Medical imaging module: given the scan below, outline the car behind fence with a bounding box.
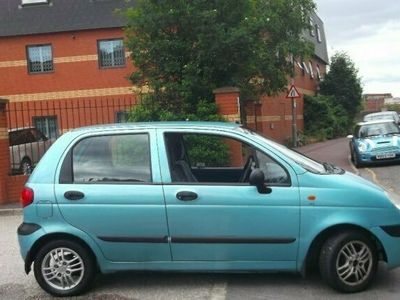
[6,97,135,175]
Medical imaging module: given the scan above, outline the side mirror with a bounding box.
[249,169,271,194]
[346,135,354,139]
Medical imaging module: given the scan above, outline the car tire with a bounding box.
[319,231,378,293]
[20,157,32,175]
[353,152,363,168]
[350,146,355,162]
[33,239,96,297]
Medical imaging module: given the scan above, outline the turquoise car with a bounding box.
[17,122,400,296]
[349,120,400,168]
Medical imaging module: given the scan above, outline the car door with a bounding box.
[158,129,300,267]
[55,129,171,262]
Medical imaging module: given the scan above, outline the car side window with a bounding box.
[165,132,290,186]
[71,134,152,183]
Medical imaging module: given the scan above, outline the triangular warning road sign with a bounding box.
[286,85,301,98]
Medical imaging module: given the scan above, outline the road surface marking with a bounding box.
[366,168,380,185]
[347,155,359,175]
[210,281,227,300]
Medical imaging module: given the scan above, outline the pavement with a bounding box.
[297,137,355,173]
[0,202,21,216]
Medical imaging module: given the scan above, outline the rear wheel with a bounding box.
[33,239,96,297]
[319,231,378,293]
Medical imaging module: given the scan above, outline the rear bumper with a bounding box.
[17,223,46,273]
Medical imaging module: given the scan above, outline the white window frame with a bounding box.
[309,17,315,36]
[308,61,314,79]
[316,64,322,80]
[316,25,322,43]
[22,0,48,5]
[27,44,54,74]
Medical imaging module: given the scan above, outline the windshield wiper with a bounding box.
[322,162,345,174]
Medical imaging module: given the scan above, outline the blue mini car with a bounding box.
[349,120,400,168]
[17,122,400,296]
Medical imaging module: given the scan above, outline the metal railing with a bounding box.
[6,97,135,175]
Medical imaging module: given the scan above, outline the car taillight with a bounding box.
[21,187,34,208]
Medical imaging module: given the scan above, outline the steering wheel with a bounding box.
[239,155,255,183]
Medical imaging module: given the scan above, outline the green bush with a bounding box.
[304,95,348,141]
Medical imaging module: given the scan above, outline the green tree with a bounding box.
[124,0,315,115]
[319,52,363,129]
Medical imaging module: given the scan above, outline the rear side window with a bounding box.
[71,134,151,183]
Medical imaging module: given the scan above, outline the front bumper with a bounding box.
[371,226,400,269]
[358,151,400,164]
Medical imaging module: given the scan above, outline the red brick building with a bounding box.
[363,93,393,113]
[0,0,328,203]
[0,0,137,138]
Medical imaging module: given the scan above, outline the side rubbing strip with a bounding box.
[170,237,296,244]
[98,236,169,243]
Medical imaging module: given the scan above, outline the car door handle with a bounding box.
[176,191,198,201]
[64,191,85,201]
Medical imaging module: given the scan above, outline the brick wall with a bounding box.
[6,175,27,203]
[0,28,135,102]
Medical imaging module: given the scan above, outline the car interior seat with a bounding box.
[165,134,198,182]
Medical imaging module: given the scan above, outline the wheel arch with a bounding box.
[25,232,98,275]
[302,223,387,275]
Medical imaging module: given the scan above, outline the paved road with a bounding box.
[2,138,400,299]
[298,137,354,172]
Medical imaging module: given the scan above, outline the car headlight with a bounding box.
[358,142,368,153]
[385,191,400,210]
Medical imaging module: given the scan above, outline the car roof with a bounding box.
[364,111,397,117]
[356,120,396,126]
[71,121,241,133]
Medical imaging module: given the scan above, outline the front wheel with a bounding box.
[33,240,96,297]
[352,151,363,168]
[319,231,378,293]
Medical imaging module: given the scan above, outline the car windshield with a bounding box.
[358,122,400,138]
[239,127,327,174]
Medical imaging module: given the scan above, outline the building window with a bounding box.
[115,111,129,123]
[316,64,322,81]
[309,61,314,79]
[33,116,58,139]
[98,39,126,68]
[309,17,315,36]
[316,25,322,43]
[27,45,53,74]
[302,61,310,75]
[296,60,304,71]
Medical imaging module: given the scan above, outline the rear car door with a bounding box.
[55,129,171,262]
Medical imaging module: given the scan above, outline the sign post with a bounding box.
[286,85,301,147]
